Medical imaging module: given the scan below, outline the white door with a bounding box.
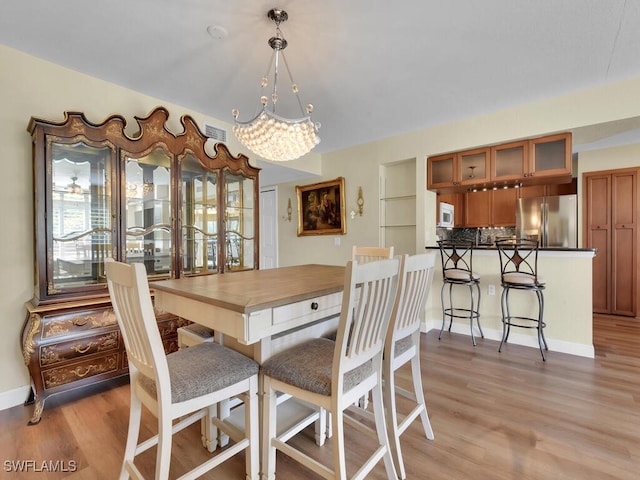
[260,187,278,269]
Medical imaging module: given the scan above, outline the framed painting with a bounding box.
[296,177,346,236]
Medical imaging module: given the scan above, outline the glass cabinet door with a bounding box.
[224,171,255,271]
[180,153,219,275]
[50,141,114,292]
[123,147,173,278]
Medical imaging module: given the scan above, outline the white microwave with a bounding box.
[438,202,455,228]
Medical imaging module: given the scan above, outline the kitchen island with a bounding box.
[424,246,597,358]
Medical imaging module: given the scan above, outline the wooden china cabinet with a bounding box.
[21,107,260,424]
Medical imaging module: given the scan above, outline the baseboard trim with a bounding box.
[0,385,31,412]
[421,320,595,358]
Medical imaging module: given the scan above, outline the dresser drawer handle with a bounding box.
[72,366,93,378]
[73,344,92,354]
[311,302,319,311]
[73,316,92,327]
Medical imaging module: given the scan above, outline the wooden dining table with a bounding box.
[153,264,346,362]
[153,264,346,475]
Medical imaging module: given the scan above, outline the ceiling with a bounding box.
[2,0,640,180]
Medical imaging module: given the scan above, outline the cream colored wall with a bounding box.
[0,45,321,403]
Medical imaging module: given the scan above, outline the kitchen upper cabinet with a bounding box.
[519,177,577,198]
[428,133,572,192]
[491,140,528,183]
[427,147,490,190]
[528,133,572,181]
[464,188,517,227]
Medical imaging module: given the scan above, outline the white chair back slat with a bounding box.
[390,253,436,344]
[105,260,169,389]
[336,259,399,379]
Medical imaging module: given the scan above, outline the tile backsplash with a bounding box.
[436,226,516,245]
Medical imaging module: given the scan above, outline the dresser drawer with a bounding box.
[41,353,120,389]
[40,330,120,366]
[272,292,342,327]
[41,307,117,339]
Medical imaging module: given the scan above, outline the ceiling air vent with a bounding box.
[203,122,227,142]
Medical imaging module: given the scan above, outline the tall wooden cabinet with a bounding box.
[22,107,260,424]
[584,168,638,317]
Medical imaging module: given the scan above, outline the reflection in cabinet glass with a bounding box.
[181,154,219,275]
[225,172,255,271]
[124,147,173,278]
[51,142,114,292]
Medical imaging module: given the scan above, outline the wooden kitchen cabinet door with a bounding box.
[584,168,638,316]
[465,190,492,227]
[492,188,517,226]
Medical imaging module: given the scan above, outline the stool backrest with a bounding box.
[495,238,540,282]
[437,240,474,276]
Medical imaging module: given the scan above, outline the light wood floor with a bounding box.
[1,315,638,479]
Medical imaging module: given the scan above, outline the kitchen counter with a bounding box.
[426,245,597,253]
[423,246,596,358]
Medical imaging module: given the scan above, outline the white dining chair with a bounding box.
[352,245,394,263]
[383,253,436,479]
[261,258,400,480]
[105,259,259,480]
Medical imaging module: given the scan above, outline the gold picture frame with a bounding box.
[296,177,347,236]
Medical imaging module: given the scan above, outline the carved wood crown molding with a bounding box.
[28,106,260,176]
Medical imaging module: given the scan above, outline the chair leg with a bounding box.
[246,377,260,480]
[498,287,509,353]
[262,377,278,480]
[475,281,484,339]
[371,377,398,480]
[331,407,348,480]
[202,404,218,452]
[156,412,173,480]
[121,393,142,480]
[315,407,327,446]
[383,358,405,479]
[468,283,477,347]
[410,352,434,441]
[537,289,547,361]
[439,282,447,340]
[447,283,454,332]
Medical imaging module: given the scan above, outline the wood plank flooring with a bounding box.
[1,315,638,479]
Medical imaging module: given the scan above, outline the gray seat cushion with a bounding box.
[138,342,259,404]
[261,338,372,396]
[394,336,414,357]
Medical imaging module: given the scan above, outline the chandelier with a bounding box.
[232,8,320,162]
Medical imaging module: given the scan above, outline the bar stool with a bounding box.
[495,238,548,361]
[437,240,483,346]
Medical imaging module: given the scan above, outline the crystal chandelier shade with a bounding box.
[232,9,320,162]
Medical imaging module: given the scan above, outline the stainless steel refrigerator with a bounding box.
[516,195,577,248]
